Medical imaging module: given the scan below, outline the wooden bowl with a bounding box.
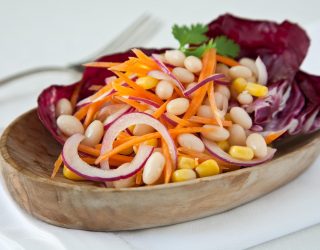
[1,109,319,231]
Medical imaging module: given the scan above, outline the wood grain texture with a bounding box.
[0,109,319,231]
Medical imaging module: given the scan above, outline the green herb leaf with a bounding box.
[172,23,208,48]
[212,36,240,58]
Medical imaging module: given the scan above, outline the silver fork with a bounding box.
[0,14,162,87]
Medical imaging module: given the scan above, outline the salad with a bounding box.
[38,14,320,187]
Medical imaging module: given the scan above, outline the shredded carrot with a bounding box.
[73,105,90,120]
[51,154,63,178]
[115,96,149,112]
[81,157,96,165]
[216,54,240,67]
[88,85,103,91]
[135,170,143,185]
[162,138,173,183]
[164,113,199,127]
[83,102,100,128]
[70,82,83,108]
[132,49,159,69]
[152,94,177,119]
[114,71,163,105]
[177,147,213,162]
[79,144,100,157]
[181,48,217,123]
[172,84,184,97]
[207,81,222,127]
[264,129,287,144]
[189,116,232,127]
[83,62,121,68]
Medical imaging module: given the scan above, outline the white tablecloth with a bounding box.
[1,1,320,249]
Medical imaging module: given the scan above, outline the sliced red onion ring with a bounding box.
[256,57,268,85]
[152,54,185,93]
[161,113,178,126]
[76,88,116,107]
[104,105,134,130]
[183,74,225,96]
[62,134,154,181]
[96,104,127,121]
[202,137,276,166]
[214,79,231,85]
[100,112,177,170]
[128,96,160,108]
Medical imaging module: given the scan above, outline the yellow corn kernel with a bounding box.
[245,82,268,97]
[229,146,254,160]
[217,140,230,152]
[63,165,85,181]
[133,138,158,153]
[178,156,197,169]
[232,77,248,93]
[172,169,197,182]
[136,76,159,89]
[195,159,220,177]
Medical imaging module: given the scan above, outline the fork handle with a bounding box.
[0,65,83,87]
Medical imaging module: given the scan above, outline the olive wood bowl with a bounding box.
[0,109,319,231]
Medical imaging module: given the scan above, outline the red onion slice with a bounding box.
[202,137,276,166]
[104,105,134,130]
[152,54,185,93]
[62,134,153,181]
[128,96,160,108]
[96,104,127,121]
[183,74,225,96]
[255,57,268,85]
[76,88,116,107]
[100,112,177,170]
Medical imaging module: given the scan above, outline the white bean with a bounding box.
[56,115,84,136]
[246,133,268,158]
[155,80,174,100]
[216,63,230,79]
[237,91,253,105]
[247,75,257,83]
[133,124,155,136]
[230,107,252,129]
[55,98,73,117]
[201,125,230,142]
[214,92,224,109]
[166,98,190,116]
[216,85,231,100]
[172,67,195,84]
[82,120,104,146]
[197,105,214,118]
[228,124,246,146]
[239,58,258,77]
[164,50,185,67]
[113,163,136,188]
[177,133,205,152]
[229,65,252,80]
[142,152,165,185]
[184,56,202,73]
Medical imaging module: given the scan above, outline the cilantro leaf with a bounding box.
[172,23,208,48]
[212,36,240,58]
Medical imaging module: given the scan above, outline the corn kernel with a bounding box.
[136,76,159,89]
[172,169,196,182]
[133,138,158,153]
[229,146,254,160]
[63,165,85,181]
[195,159,220,177]
[245,82,268,97]
[232,77,247,93]
[217,140,230,152]
[178,156,197,169]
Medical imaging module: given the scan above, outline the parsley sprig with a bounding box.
[172,23,240,58]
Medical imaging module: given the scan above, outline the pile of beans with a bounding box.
[54,49,270,187]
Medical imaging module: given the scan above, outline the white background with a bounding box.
[0,0,320,249]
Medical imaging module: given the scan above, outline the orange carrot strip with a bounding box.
[70,82,83,108]
[88,85,103,91]
[83,103,99,128]
[216,54,240,67]
[264,129,287,144]
[165,113,199,127]
[51,154,63,178]
[115,96,149,112]
[81,157,97,165]
[181,49,217,123]
[189,116,232,127]
[79,144,100,157]
[135,170,143,185]
[172,84,184,97]
[162,138,173,183]
[84,62,121,68]
[132,49,159,69]
[153,99,171,119]
[208,81,222,127]
[114,71,163,104]
[73,105,90,120]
